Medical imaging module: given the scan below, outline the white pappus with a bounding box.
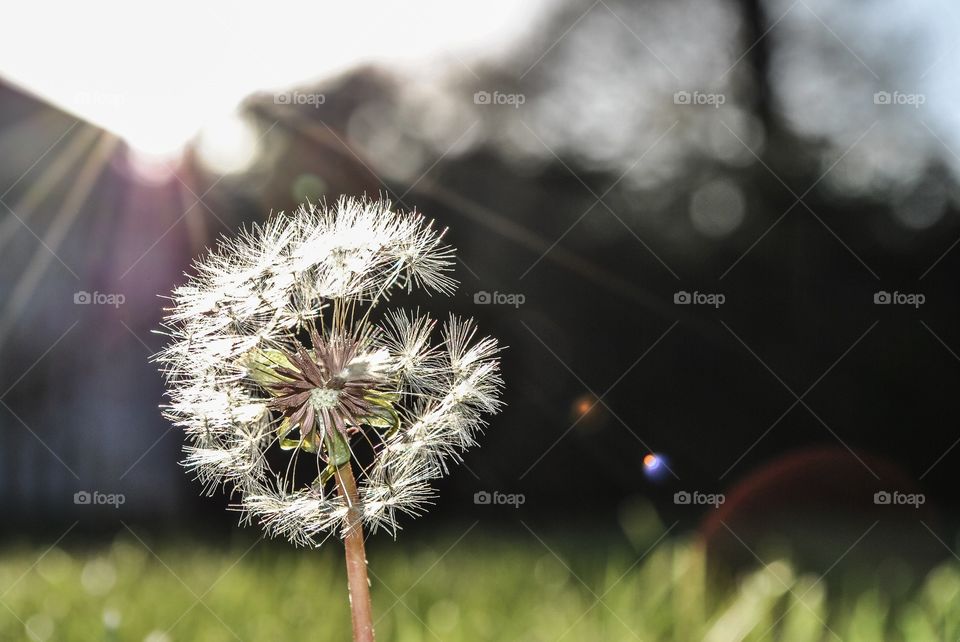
[156,196,503,547]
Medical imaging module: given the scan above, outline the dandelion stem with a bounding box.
[335,460,376,642]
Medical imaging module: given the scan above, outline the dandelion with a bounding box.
[156,196,503,641]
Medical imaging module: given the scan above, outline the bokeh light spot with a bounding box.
[642,452,669,481]
[892,178,947,230]
[24,614,54,642]
[195,112,261,175]
[576,397,594,416]
[291,173,328,202]
[689,178,746,238]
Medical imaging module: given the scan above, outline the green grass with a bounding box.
[2,525,960,641]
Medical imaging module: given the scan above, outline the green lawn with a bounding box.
[2,524,959,641]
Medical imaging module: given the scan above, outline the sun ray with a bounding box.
[0,124,99,254]
[0,132,119,349]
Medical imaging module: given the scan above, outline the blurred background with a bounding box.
[3,0,960,639]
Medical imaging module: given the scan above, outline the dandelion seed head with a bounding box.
[157,196,503,546]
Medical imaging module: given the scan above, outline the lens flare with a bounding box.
[576,397,593,416]
[642,453,669,481]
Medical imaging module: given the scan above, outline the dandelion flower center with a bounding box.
[263,329,391,454]
[310,387,341,410]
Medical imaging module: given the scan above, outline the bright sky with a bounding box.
[0,1,551,155]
